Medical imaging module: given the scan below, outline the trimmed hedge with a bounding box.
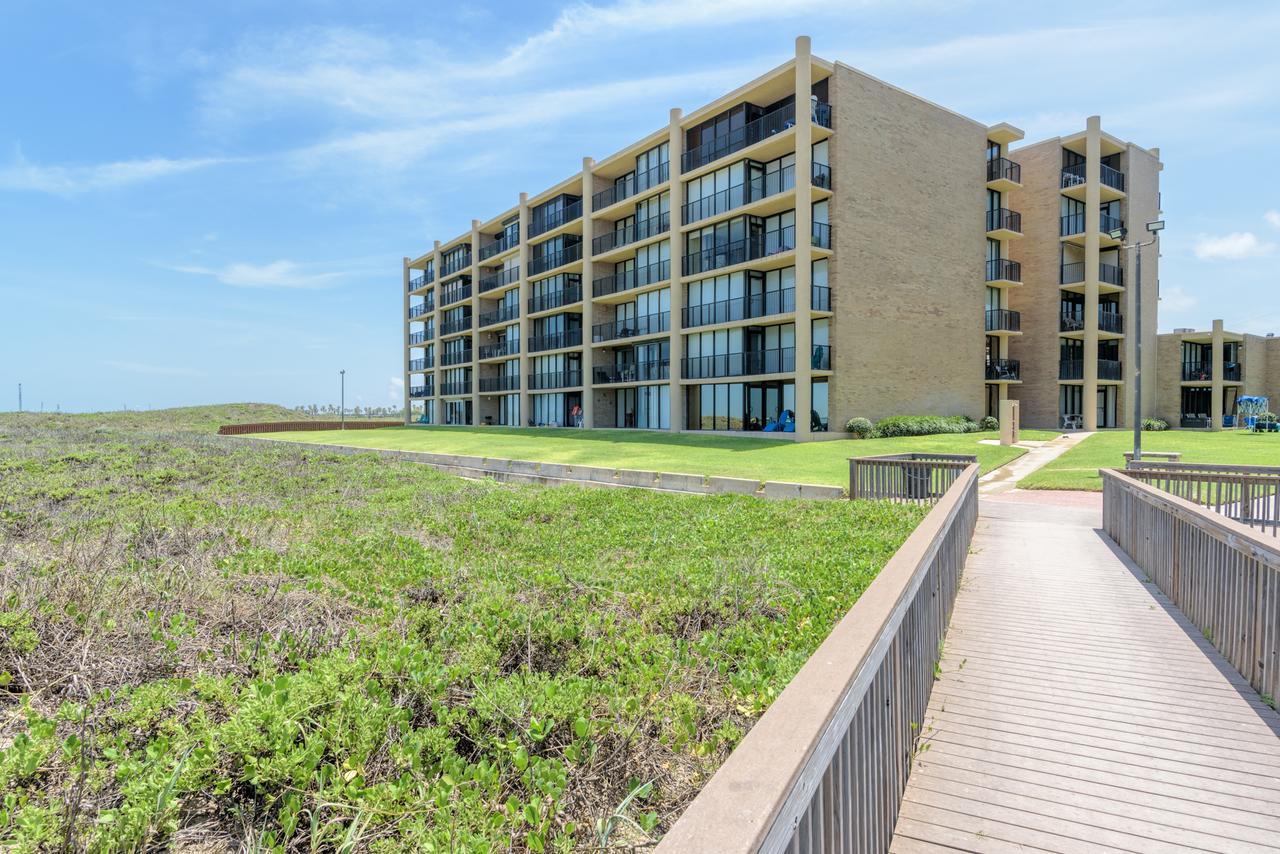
[1141,417,1169,432]
[845,417,874,438]
[872,415,981,438]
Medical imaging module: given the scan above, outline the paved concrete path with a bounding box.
[891,496,1280,853]
[978,432,1092,496]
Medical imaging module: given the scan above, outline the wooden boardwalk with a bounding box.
[891,498,1280,853]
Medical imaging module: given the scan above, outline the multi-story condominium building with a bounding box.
[403,36,1162,436]
[1157,321,1280,428]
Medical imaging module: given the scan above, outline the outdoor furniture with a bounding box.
[1062,414,1083,430]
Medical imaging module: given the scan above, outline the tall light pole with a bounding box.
[340,370,346,430]
[1111,219,1164,461]
[17,383,21,413]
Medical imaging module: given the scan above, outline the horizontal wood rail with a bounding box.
[657,463,979,852]
[1103,468,1280,700]
[217,420,400,435]
[1122,460,1280,537]
[848,454,977,505]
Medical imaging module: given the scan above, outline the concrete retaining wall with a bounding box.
[225,436,846,500]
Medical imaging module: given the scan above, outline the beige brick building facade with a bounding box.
[404,37,1164,437]
[1157,321,1280,429]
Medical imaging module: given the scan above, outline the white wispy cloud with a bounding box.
[169,260,348,289]
[1265,210,1280,230]
[0,149,234,194]
[1193,232,1276,261]
[1159,285,1198,313]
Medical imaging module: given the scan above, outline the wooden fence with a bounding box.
[217,420,401,435]
[1103,468,1280,701]
[1123,460,1280,537]
[657,462,980,852]
[848,454,977,505]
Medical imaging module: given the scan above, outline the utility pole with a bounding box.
[340,370,346,430]
[1113,219,1164,461]
[17,383,21,413]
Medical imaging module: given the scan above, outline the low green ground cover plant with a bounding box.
[870,415,983,439]
[0,412,924,850]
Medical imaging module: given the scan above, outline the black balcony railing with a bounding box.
[1099,359,1122,381]
[592,212,670,255]
[1061,262,1124,287]
[441,348,473,366]
[479,267,519,293]
[1060,359,1084,380]
[528,328,583,353]
[592,162,670,210]
[986,359,1020,381]
[440,381,472,396]
[409,301,432,319]
[987,157,1021,185]
[810,344,832,371]
[1098,311,1124,334]
[812,284,831,312]
[478,231,518,261]
[682,347,796,380]
[409,331,429,345]
[592,311,670,343]
[1099,262,1124,287]
[683,225,796,276]
[812,161,832,190]
[682,102,801,172]
[478,304,520,328]
[1225,362,1242,381]
[528,370,583,390]
[1061,262,1085,285]
[409,384,433,398]
[682,165,795,225]
[479,375,520,393]
[528,282,583,314]
[1061,162,1086,189]
[986,208,1021,234]
[1099,213,1124,237]
[1183,361,1213,382]
[593,260,671,298]
[814,102,833,129]
[811,221,832,249]
[985,309,1021,333]
[527,242,583,276]
[478,340,519,359]
[528,199,583,238]
[408,357,434,372]
[441,316,472,336]
[1100,163,1126,192]
[683,288,795,328]
[408,274,426,291]
[986,258,1021,283]
[591,359,670,384]
[440,281,472,306]
[441,252,471,277]
[1061,213,1085,237]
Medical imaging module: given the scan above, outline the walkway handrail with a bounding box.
[1103,468,1280,700]
[849,453,977,505]
[1121,460,1280,536]
[657,462,979,853]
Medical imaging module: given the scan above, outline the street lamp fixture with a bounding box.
[1122,219,1165,462]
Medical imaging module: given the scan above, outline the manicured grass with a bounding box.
[0,412,925,851]
[1019,429,1280,491]
[1,402,346,434]
[260,426,1062,487]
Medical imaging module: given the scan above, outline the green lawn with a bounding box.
[1019,429,1280,491]
[0,413,925,850]
[257,426,1062,487]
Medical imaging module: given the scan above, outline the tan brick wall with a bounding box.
[828,65,986,426]
[1007,139,1065,429]
[1155,334,1182,425]
[1123,144,1163,426]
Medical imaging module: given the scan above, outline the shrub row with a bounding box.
[844,414,998,439]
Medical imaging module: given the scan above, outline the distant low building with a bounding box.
[1157,321,1280,429]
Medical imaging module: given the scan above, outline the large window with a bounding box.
[614,384,670,429]
[812,380,829,431]
[685,381,794,431]
[498,394,519,427]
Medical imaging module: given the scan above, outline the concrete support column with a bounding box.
[667,107,685,432]
[469,219,481,425]
[431,242,442,425]
[581,158,595,429]
[402,257,412,424]
[1211,319,1225,430]
[517,194,531,425]
[793,35,814,438]
[1082,115,1102,431]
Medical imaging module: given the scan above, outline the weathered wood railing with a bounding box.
[1123,460,1280,537]
[657,462,980,853]
[848,453,977,505]
[1103,468,1280,701]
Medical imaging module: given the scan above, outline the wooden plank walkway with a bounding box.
[891,498,1280,853]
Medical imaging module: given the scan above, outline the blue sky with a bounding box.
[2,0,1278,413]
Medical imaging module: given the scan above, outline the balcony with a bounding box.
[986,208,1021,236]
[440,281,472,306]
[1181,415,1213,429]
[1099,262,1124,287]
[1226,362,1242,382]
[1100,163,1126,193]
[592,162,669,210]
[527,242,583,277]
[592,212,670,255]
[814,102,833,130]
[986,258,1021,284]
[1061,162,1086,189]
[408,301,432,319]
[440,381,472,396]
[986,359,1020,381]
[441,252,471,277]
[1061,359,1121,381]
[441,316,473,336]
[528,200,583,239]
[479,267,519,293]
[682,102,801,172]
[528,281,583,314]
[441,348,473,367]
[812,162,832,191]
[529,370,583,390]
[1183,361,1212,382]
[682,347,796,380]
[682,165,795,225]
[683,288,795,329]
[408,272,429,291]
[528,328,583,353]
[1099,359,1122,380]
[592,359,670,384]
[478,231,518,262]
[479,375,520,393]
[812,284,831,312]
[811,344,832,371]
[682,225,796,277]
[409,384,433,398]
[1060,310,1124,334]
[408,357,434,371]
[985,309,1021,333]
[987,157,1021,187]
[811,221,832,250]
[478,340,519,359]
[592,311,670,343]
[478,304,520,328]
[593,260,670,298]
[409,330,429,345]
